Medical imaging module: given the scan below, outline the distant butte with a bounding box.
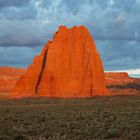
[11,25,106,98]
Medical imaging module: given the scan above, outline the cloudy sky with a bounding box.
[0,0,140,74]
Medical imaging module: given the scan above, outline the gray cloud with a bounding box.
[0,0,140,46]
[0,6,37,20]
[0,46,42,67]
[0,0,139,70]
[0,0,30,9]
[96,40,140,70]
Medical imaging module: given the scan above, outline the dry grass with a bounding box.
[0,95,140,140]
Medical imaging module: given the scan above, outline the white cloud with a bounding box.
[109,0,114,5]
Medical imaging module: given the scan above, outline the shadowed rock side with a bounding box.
[12,25,106,98]
[35,48,49,94]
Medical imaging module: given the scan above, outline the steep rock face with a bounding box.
[12,25,106,98]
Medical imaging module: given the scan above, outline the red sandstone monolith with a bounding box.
[12,25,106,98]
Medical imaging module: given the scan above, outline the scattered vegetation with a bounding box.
[0,95,140,140]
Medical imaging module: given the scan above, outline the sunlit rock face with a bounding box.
[12,25,106,98]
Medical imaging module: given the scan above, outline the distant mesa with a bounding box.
[11,25,106,98]
[105,72,140,95]
[105,72,134,86]
[0,68,140,98]
[0,67,26,98]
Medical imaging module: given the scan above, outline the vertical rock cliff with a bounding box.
[12,25,106,98]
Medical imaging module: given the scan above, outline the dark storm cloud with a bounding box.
[0,0,139,71]
[96,40,140,70]
[1,0,140,46]
[0,46,42,67]
[0,0,30,9]
[0,6,37,20]
[0,30,44,47]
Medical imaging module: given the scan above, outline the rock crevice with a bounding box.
[35,48,49,94]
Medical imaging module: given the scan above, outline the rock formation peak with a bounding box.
[12,25,106,98]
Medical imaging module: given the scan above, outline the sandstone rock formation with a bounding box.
[12,25,106,98]
[0,67,26,97]
[105,72,134,86]
[0,67,140,98]
[105,72,140,95]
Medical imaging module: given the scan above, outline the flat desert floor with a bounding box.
[0,95,140,140]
